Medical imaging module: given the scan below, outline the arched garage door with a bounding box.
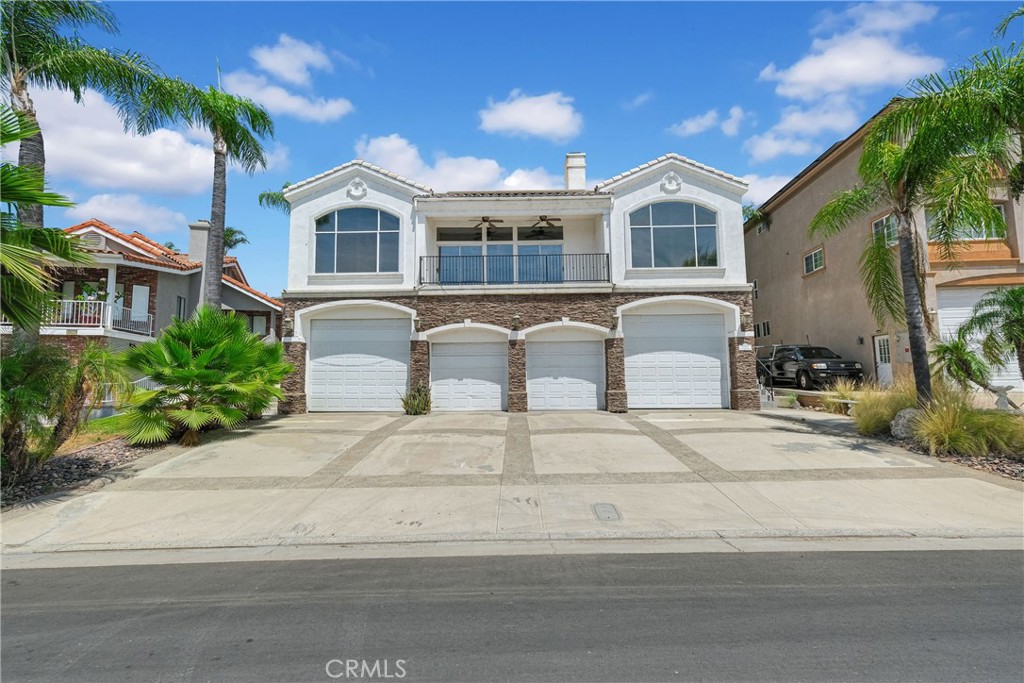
[308,318,410,411]
[527,341,605,410]
[623,313,729,408]
[431,342,508,411]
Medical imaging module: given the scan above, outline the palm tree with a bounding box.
[1,105,90,329]
[961,286,1024,384]
[995,4,1023,38]
[810,54,1019,406]
[223,226,249,251]
[930,329,1020,410]
[2,0,162,229]
[51,341,134,448]
[139,80,274,308]
[258,182,292,213]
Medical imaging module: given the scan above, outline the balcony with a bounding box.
[0,300,155,337]
[420,253,609,286]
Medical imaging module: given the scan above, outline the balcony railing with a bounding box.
[0,300,154,336]
[420,253,610,286]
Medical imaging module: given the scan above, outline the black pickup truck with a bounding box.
[757,345,864,390]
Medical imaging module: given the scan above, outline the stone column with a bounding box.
[279,340,307,414]
[409,340,430,388]
[507,338,527,412]
[728,335,760,411]
[604,337,627,412]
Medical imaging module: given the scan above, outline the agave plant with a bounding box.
[121,306,293,446]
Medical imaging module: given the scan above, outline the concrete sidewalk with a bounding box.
[3,409,1022,566]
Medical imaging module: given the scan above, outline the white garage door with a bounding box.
[431,342,508,411]
[308,319,410,411]
[527,341,605,410]
[623,313,728,408]
[937,287,1023,390]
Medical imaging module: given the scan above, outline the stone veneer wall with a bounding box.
[280,291,756,413]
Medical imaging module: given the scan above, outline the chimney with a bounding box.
[188,219,210,263]
[564,152,586,190]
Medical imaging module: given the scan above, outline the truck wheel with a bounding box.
[796,371,814,390]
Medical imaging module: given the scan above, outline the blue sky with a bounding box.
[33,1,1018,296]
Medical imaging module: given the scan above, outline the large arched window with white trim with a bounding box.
[628,201,718,268]
[314,207,400,273]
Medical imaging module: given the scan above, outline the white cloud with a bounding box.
[772,97,860,137]
[354,134,562,191]
[759,2,943,101]
[742,174,793,205]
[744,133,818,163]
[223,71,354,123]
[250,34,332,87]
[33,88,212,194]
[622,91,653,111]
[66,194,187,234]
[720,106,747,137]
[479,90,582,143]
[668,109,719,137]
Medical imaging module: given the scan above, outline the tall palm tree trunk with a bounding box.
[11,76,45,231]
[897,217,932,405]
[1016,343,1024,383]
[204,131,227,309]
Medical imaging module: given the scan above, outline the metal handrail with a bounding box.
[419,252,610,285]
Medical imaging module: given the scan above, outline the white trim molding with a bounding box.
[292,299,417,342]
[520,319,611,342]
[615,294,742,335]
[418,320,512,342]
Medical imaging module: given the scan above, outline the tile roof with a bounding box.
[285,159,434,195]
[423,189,608,198]
[223,274,282,310]
[595,153,747,189]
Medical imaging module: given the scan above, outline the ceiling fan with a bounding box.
[522,215,562,240]
[471,216,504,229]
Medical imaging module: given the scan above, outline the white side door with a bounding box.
[431,342,508,411]
[527,340,605,410]
[308,318,410,411]
[873,335,893,386]
[623,313,729,408]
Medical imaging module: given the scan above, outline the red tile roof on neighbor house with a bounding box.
[64,218,280,307]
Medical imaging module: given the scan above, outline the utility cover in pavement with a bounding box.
[592,503,621,521]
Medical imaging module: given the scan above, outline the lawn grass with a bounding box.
[54,413,131,455]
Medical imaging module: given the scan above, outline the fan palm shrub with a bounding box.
[120,306,292,446]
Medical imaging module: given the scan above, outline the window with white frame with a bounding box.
[629,202,718,268]
[249,315,268,335]
[754,321,771,338]
[803,248,824,275]
[925,203,1006,241]
[314,207,399,274]
[872,214,898,246]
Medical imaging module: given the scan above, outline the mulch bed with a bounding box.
[1,439,163,509]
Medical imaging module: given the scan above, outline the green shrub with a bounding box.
[851,378,918,435]
[121,306,293,447]
[913,392,1024,457]
[1,340,71,478]
[401,382,432,415]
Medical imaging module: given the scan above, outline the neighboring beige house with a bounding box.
[744,117,1024,393]
[0,218,284,354]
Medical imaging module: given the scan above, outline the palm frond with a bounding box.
[858,230,905,326]
[995,5,1024,38]
[808,186,878,240]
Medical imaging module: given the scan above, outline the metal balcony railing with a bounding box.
[110,305,155,336]
[419,253,610,286]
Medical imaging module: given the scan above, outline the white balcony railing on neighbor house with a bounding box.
[0,300,155,336]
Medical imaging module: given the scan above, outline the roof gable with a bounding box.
[284,160,432,201]
[595,153,747,193]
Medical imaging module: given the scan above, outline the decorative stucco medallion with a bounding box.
[660,171,683,194]
[347,178,368,200]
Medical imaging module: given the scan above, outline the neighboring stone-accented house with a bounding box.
[743,112,1023,395]
[1,219,284,355]
[279,152,757,414]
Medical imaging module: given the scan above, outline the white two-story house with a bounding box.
[280,152,757,413]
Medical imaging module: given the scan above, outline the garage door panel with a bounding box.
[308,319,410,411]
[938,288,1023,391]
[624,313,728,409]
[527,340,605,410]
[431,342,507,411]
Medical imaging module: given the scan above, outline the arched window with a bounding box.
[314,207,400,273]
[628,201,718,268]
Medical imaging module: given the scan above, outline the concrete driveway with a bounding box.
[3,410,1022,558]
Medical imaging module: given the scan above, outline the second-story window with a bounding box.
[629,201,718,268]
[872,214,898,246]
[925,203,1006,241]
[803,248,824,275]
[314,207,400,273]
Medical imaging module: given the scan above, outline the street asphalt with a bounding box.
[3,550,1022,682]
